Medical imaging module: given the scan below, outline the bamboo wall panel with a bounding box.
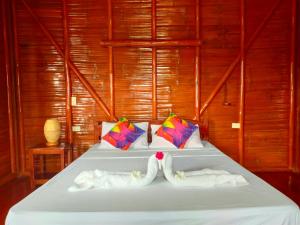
[11,0,297,171]
[201,0,240,160]
[15,0,66,170]
[157,48,196,120]
[156,0,196,40]
[0,3,12,179]
[114,47,153,120]
[68,0,109,150]
[244,0,291,170]
[113,0,152,39]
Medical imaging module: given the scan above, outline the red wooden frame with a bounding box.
[289,0,297,170]
[63,0,73,144]
[239,0,245,165]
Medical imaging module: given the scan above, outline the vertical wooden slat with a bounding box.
[12,0,25,173]
[152,0,157,120]
[63,0,73,144]
[289,0,296,170]
[194,0,200,121]
[2,0,16,173]
[238,0,245,165]
[108,0,115,121]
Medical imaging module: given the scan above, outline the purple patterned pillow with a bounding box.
[156,113,197,148]
[103,118,145,150]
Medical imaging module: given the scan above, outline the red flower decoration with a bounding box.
[155,151,164,160]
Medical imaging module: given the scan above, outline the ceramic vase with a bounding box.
[44,118,61,146]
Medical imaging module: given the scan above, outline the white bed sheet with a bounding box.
[6,142,300,225]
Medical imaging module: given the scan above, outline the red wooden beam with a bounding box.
[239,0,245,165]
[100,40,202,47]
[200,0,282,115]
[152,0,157,120]
[194,0,200,121]
[107,0,116,121]
[2,0,17,173]
[21,0,115,120]
[63,0,73,144]
[12,0,26,173]
[289,0,296,170]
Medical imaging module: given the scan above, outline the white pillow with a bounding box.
[97,121,149,149]
[149,124,204,149]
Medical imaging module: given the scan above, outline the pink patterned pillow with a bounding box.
[103,118,145,150]
[156,113,197,149]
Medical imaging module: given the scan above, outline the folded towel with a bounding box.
[162,153,248,187]
[68,154,159,192]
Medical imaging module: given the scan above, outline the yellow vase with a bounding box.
[44,118,61,146]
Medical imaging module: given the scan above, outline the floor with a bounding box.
[0,173,299,225]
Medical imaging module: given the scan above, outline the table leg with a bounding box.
[60,153,65,170]
[39,155,44,174]
[28,150,35,189]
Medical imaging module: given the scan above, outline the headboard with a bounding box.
[94,119,209,143]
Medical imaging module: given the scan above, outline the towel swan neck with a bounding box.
[161,152,248,187]
[69,154,159,191]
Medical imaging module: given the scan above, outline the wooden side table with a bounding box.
[28,143,73,188]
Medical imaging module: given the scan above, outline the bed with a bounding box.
[5,141,300,225]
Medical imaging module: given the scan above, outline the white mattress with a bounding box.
[6,142,300,225]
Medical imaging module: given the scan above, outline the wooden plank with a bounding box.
[194,0,200,120]
[239,0,245,165]
[12,0,25,173]
[63,0,73,144]
[100,40,202,47]
[152,0,157,120]
[108,0,115,121]
[2,0,16,173]
[289,0,296,170]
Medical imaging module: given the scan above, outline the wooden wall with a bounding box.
[295,0,300,173]
[8,0,298,172]
[0,0,16,183]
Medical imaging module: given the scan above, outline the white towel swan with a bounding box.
[162,153,248,187]
[68,154,159,192]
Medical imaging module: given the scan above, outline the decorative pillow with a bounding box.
[149,124,204,149]
[98,121,148,149]
[102,118,145,150]
[155,113,197,149]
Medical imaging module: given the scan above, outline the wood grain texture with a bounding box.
[244,0,291,170]
[295,0,300,173]
[0,0,13,180]
[9,0,297,172]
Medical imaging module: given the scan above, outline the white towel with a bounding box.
[162,153,248,188]
[68,154,159,192]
